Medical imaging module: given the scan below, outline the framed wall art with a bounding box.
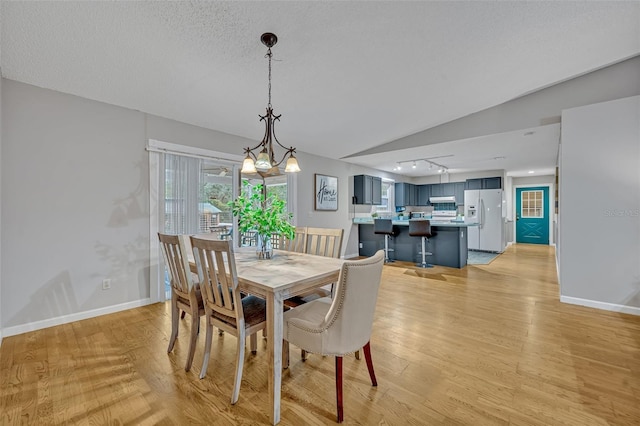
[314,174,338,211]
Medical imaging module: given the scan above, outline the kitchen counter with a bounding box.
[354,218,476,227]
[354,218,475,268]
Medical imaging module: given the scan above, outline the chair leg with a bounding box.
[363,341,378,386]
[250,333,258,355]
[184,313,199,371]
[301,349,307,361]
[383,234,395,263]
[168,298,179,353]
[231,330,246,404]
[283,340,290,369]
[335,356,344,423]
[263,328,268,339]
[199,318,214,379]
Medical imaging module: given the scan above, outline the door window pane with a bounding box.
[521,190,544,218]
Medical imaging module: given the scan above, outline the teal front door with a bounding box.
[516,186,549,245]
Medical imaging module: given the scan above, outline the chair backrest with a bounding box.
[305,227,344,258]
[158,233,195,300]
[278,226,308,253]
[409,219,432,237]
[320,250,385,354]
[373,218,394,235]
[190,236,243,322]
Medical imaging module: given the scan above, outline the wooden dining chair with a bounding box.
[305,227,344,258]
[283,227,343,303]
[158,233,205,372]
[279,226,308,253]
[283,250,385,423]
[190,236,267,404]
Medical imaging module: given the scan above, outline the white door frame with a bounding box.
[512,183,555,246]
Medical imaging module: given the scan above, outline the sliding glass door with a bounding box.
[161,155,235,297]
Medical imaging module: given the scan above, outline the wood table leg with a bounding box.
[267,292,284,425]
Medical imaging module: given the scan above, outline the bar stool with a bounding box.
[374,218,395,263]
[409,219,433,268]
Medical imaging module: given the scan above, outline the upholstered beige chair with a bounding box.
[283,250,385,423]
[158,233,205,372]
[282,227,345,355]
[190,236,266,405]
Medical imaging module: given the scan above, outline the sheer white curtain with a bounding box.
[164,154,204,235]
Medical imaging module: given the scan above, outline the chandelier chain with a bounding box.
[266,48,272,108]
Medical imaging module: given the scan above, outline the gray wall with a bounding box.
[0,79,261,334]
[0,79,399,336]
[559,96,640,313]
[290,151,403,259]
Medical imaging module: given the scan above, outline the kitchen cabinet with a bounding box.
[417,184,431,206]
[430,183,443,197]
[395,182,416,207]
[353,174,382,205]
[465,177,502,190]
[454,182,465,206]
[372,176,382,205]
[483,177,502,189]
[441,183,454,196]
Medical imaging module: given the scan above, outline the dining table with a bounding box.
[188,240,344,425]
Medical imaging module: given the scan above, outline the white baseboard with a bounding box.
[2,298,154,338]
[560,296,640,316]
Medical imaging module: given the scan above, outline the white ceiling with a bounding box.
[1,2,638,177]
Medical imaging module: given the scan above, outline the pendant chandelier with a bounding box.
[241,32,301,176]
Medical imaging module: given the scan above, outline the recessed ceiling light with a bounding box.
[528,170,535,174]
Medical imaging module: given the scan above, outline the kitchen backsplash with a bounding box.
[433,202,456,211]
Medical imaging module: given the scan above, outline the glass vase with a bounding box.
[256,234,273,259]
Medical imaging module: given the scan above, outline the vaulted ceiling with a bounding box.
[2,1,638,177]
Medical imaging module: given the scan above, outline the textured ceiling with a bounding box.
[1,1,639,176]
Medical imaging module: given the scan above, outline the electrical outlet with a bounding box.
[102,279,111,290]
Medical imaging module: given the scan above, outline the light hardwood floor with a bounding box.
[1,244,639,425]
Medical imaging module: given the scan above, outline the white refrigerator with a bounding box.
[464,189,505,252]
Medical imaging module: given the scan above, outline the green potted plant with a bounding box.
[229,181,295,259]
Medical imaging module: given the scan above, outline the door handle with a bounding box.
[516,215,520,221]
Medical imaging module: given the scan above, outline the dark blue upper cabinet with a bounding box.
[465,177,502,190]
[417,185,430,206]
[395,182,416,206]
[483,177,502,189]
[354,174,382,205]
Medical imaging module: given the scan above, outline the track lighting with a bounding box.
[393,158,449,174]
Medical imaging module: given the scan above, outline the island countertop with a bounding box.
[353,218,477,227]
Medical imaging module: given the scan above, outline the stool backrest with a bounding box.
[373,218,394,235]
[409,219,432,237]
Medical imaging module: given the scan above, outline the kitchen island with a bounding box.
[355,218,475,268]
